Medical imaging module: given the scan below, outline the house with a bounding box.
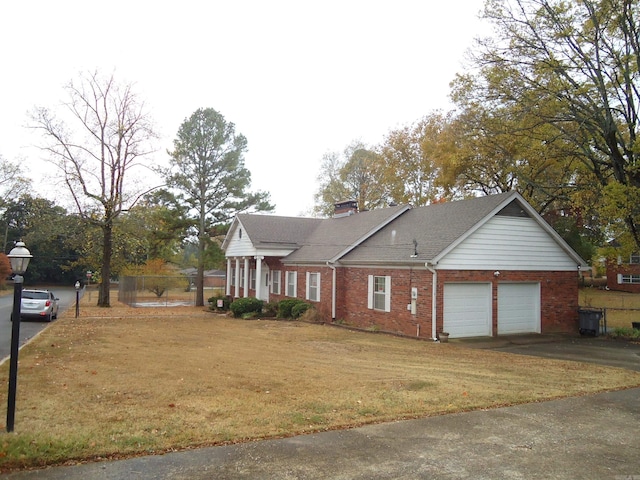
[221,192,587,339]
[605,252,640,293]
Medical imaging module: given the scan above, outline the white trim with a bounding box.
[368,275,391,312]
[286,271,298,297]
[306,272,321,302]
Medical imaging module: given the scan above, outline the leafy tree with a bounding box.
[313,151,352,217]
[163,108,273,306]
[30,70,158,306]
[0,254,10,288]
[379,112,454,206]
[2,195,87,284]
[313,141,388,216]
[466,0,640,252]
[115,190,193,266]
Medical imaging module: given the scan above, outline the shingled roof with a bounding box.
[282,204,409,264]
[226,192,582,266]
[339,192,517,265]
[234,214,322,249]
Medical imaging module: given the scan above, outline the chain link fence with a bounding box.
[118,275,196,307]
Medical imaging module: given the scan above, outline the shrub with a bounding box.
[299,306,322,323]
[229,297,264,318]
[277,299,305,319]
[208,295,231,312]
[262,302,278,318]
[291,302,313,319]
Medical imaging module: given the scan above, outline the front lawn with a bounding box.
[0,300,639,472]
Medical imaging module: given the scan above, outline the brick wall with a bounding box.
[606,260,640,293]
[337,267,434,339]
[242,257,579,337]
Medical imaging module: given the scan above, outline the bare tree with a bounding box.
[30,71,157,306]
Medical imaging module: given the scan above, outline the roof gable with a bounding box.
[339,192,586,267]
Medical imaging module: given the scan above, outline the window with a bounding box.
[271,270,281,294]
[250,269,256,290]
[619,274,640,284]
[230,267,236,286]
[367,275,391,312]
[630,254,640,264]
[306,272,320,302]
[286,271,297,297]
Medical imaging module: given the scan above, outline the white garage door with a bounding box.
[498,283,540,334]
[443,283,492,338]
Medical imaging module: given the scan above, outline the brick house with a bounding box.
[606,253,640,293]
[222,192,587,339]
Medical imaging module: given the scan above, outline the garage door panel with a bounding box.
[443,283,492,338]
[498,283,540,334]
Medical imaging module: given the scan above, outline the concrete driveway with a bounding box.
[454,333,640,372]
[2,333,639,480]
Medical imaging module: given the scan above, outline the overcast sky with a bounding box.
[1,1,488,216]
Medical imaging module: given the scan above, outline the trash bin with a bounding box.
[578,308,602,336]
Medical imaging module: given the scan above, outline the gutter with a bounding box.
[326,261,336,320]
[425,262,438,341]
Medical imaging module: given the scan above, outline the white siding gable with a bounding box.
[224,223,257,257]
[437,216,579,271]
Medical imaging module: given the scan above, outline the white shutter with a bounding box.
[305,272,310,300]
[617,273,623,284]
[384,276,391,312]
[367,275,374,309]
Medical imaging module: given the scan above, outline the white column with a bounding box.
[226,258,232,296]
[255,256,264,300]
[234,258,241,298]
[243,257,250,297]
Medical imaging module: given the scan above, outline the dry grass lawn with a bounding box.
[1,295,639,471]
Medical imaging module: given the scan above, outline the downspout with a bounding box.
[326,261,336,321]
[425,262,438,341]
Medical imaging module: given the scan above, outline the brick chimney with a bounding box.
[334,200,358,218]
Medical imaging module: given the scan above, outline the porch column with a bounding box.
[243,257,250,297]
[234,258,241,298]
[255,256,264,300]
[226,258,232,296]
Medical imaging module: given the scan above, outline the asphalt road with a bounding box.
[0,286,80,362]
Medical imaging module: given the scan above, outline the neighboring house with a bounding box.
[221,192,587,339]
[181,268,227,289]
[606,253,640,293]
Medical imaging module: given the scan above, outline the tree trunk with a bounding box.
[196,233,205,307]
[98,222,113,307]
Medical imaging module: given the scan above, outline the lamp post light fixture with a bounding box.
[6,241,32,432]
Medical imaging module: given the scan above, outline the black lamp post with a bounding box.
[6,241,32,432]
[75,281,81,318]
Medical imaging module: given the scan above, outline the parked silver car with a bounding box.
[20,289,59,322]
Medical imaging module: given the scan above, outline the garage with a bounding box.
[443,283,492,338]
[497,283,540,334]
